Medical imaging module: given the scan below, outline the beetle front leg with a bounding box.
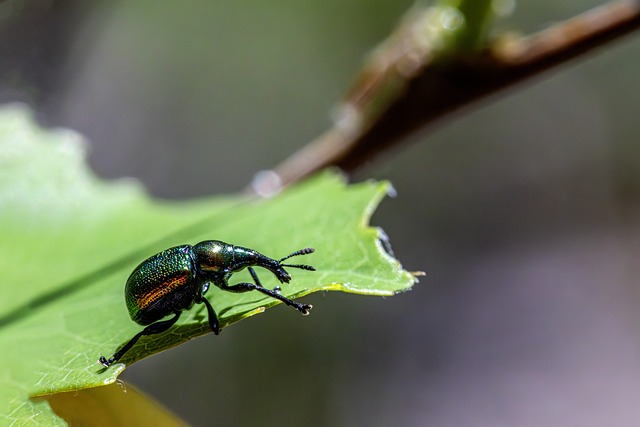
[99,312,181,368]
[218,267,312,315]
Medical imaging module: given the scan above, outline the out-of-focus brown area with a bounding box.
[3,1,640,426]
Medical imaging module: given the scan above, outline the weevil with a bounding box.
[99,240,315,367]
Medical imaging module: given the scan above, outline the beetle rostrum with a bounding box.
[99,240,315,368]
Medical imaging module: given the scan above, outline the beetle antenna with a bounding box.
[280,263,316,271]
[278,248,315,271]
[279,247,315,262]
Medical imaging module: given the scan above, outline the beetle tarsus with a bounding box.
[98,356,114,368]
[299,304,313,315]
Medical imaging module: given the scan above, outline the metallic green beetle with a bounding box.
[99,240,315,367]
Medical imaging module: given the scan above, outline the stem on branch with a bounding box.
[249,0,640,196]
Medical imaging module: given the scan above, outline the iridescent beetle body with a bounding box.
[126,245,196,325]
[99,240,315,368]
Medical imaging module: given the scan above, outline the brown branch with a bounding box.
[250,0,640,196]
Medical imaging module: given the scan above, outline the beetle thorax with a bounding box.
[192,240,231,273]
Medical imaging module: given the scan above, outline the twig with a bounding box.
[250,0,640,196]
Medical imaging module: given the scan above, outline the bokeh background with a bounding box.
[3,0,640,426]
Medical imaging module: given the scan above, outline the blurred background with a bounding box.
[2,0,640,425]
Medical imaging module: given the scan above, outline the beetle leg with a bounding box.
[218,267,312,315]
[248,267,312,315]
[98,312,181,368]
[200,297,220,335]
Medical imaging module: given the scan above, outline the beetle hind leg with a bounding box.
[99,312,181,368]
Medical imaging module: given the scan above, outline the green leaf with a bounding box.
[0,105,416,425]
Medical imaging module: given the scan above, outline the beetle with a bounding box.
[99,240,315,367]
